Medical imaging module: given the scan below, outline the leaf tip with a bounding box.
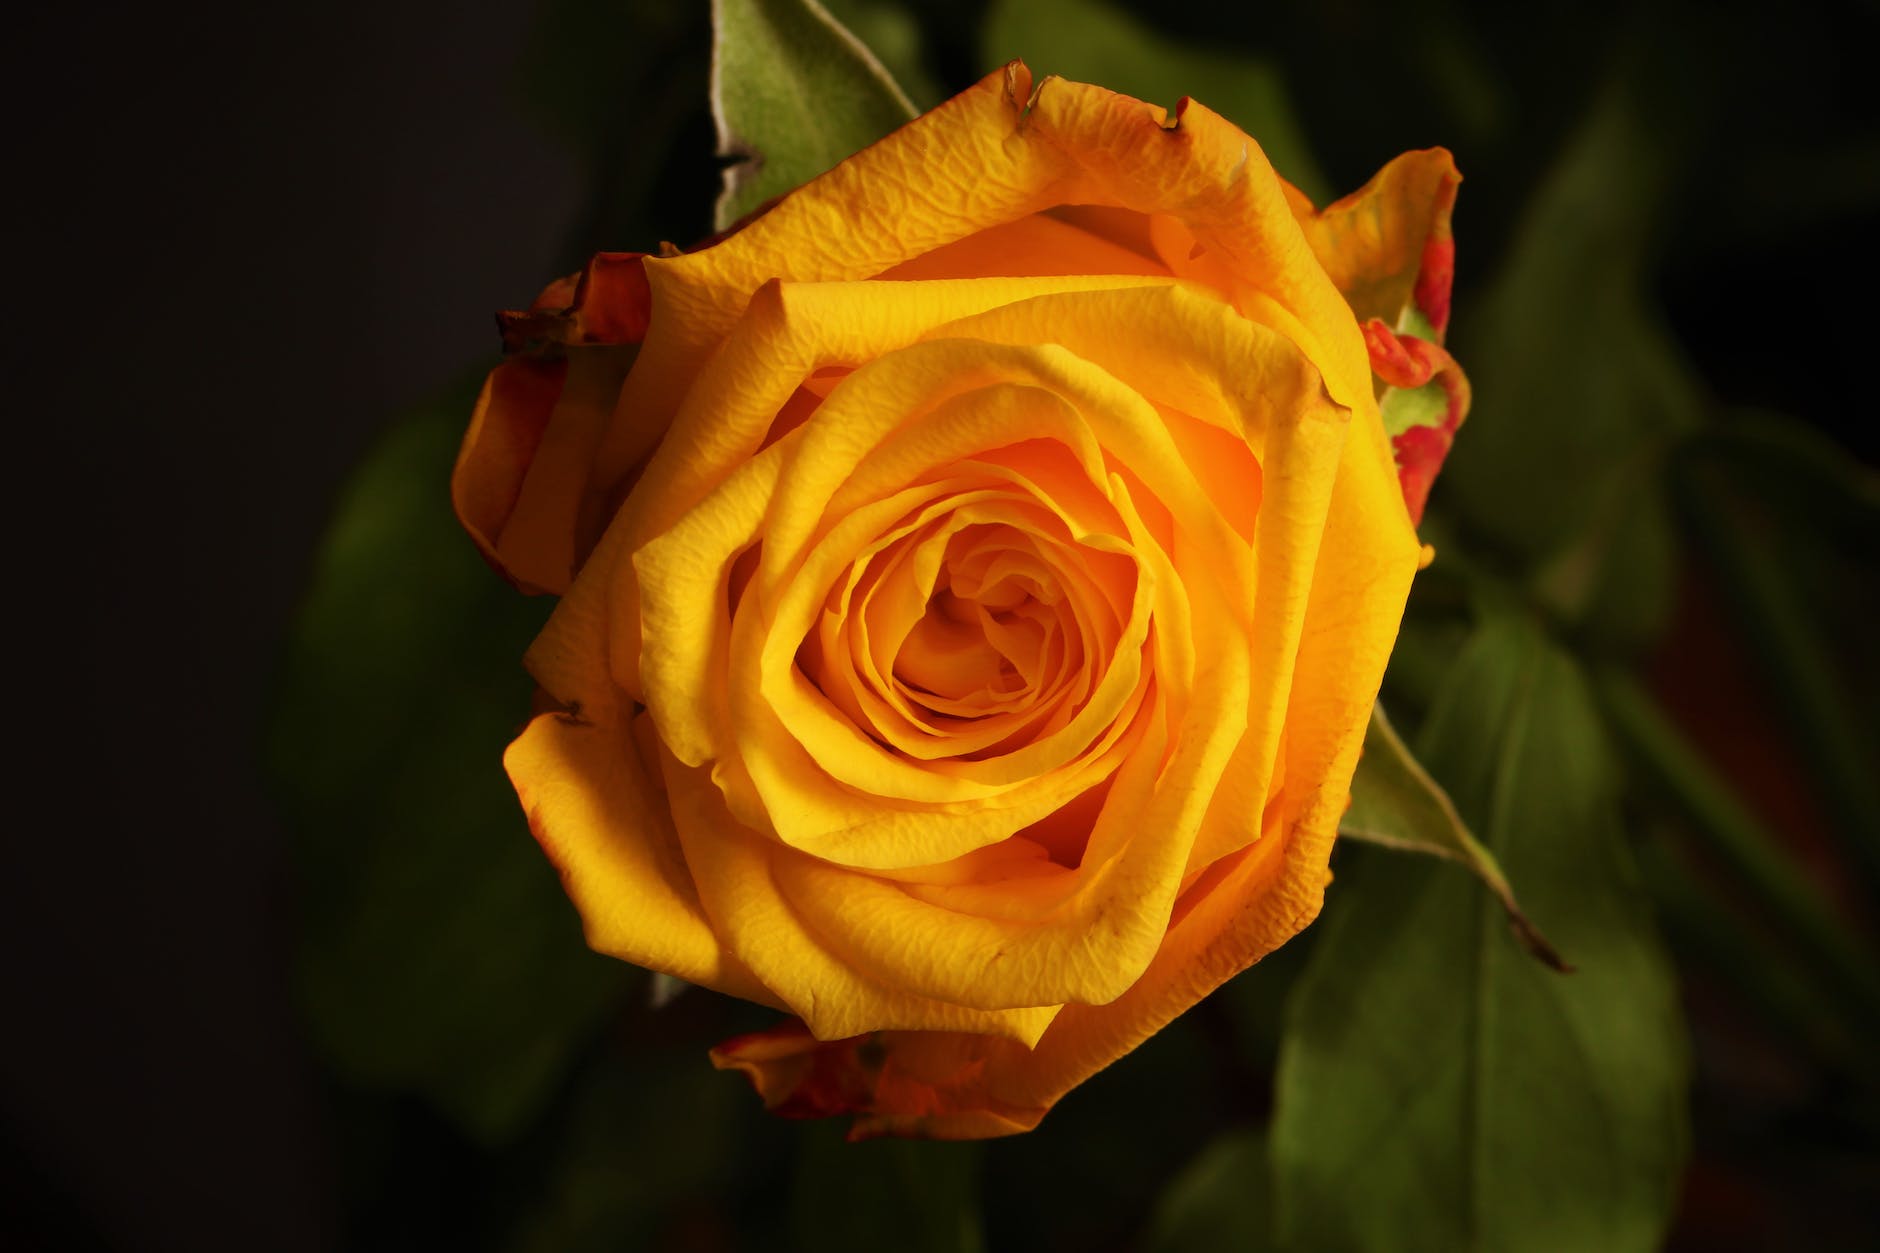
[1505,907,1574,974]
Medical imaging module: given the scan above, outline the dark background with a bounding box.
[10,4,585,1246]
[8,1,1875,1249]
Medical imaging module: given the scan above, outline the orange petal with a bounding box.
[712,1023,1044,1140]
[709,374,1418,1138]
[595,62,1377,491]
[1291,148,1461,339]
[451,254,655,594]
[506,710,776,1005]
[497,252,654,350]
[452,355,568,593]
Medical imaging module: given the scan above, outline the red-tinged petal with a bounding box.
[710,1024,1044,1140]
[1364,318,1471,524]
[453,254,657,592]
[1363,317,1447,390]
[1415,232,1456,340]
[1291,148,1461,340]
[1394,421,1460,528]
[498,252,654,350]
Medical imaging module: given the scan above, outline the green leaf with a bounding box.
[1597,672,1880,1028]
[504,1046,747,1253]
[821,0,941,111]
[1671,420,1880,891]
[1696,407,1880,550]
[268,377,626,1144]
[981,0,1330,204]
[1271,613,1688,1253]
[711,0,916,230]
[1343,703,1566,971]
[1143,1128,1276,1253]
[789,1124,985,1253]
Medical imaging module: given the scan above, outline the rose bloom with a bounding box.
[454,62,1465,1139]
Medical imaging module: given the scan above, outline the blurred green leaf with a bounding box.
[1671,416,1880,886]
[1524,435,1682,656]
[505,1046,746,1253]
[822,0,942,111]
[1694,408,1880,549]
[1598,672,1880,1027]
[981,0,1330,203]
[1142,1128,1275,1253]
[269,378,626,1144]
[517,0,714,261]
[1634,831,1873,1092]
[1271,613,1688,1253]
[1441,56,1701,649]
[711,0,917,230]
[1342,703,1564,970]
[790,1125,985,1253]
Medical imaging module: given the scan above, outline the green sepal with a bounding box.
[710,0,916,230]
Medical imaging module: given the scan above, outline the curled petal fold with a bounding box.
[451,253,656,593]
[1364,319,1472,525]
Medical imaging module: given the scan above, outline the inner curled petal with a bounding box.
[876,524,1083,736]
[806,495,1136,766]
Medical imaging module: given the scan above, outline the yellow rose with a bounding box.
[454,62,1465,1138]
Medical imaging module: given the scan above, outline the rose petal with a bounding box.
[663,747,1063,1046]
[1363,318,1472,524]
[453,254,656,593]
[704,274,1422,1129]
[453,356,568,593]
[505,710,773,1005]
[593,63,1375,493]
[1289,148,1462,339]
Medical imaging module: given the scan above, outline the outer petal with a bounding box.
[590,62,1376,490]
[453,355,567,593]
[1288,149,1467,520]
[1364,319,1472,524]
[665,748,1063,1047]
[505,710,774,1005]
[496,252,654,350]
[1289,148,1461,339]
[450,254,654,594]
[1021,83,1377,413]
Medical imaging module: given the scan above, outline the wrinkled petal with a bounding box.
[665,747,1063,1046]
[593,63,1376,492]
[1290,148,1461,339]
[709,395,1419,1136]
[466,59,1457,1143]
[505,710,773,1005]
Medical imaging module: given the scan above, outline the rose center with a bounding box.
[891,527,1066,719]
